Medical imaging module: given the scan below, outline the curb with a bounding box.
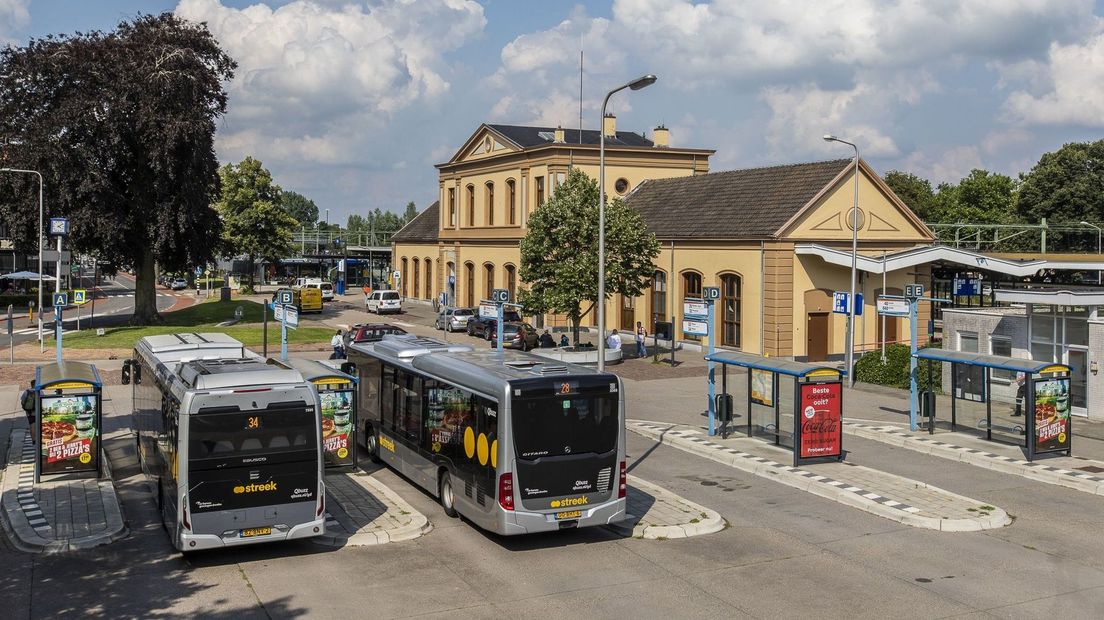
[315,472,431,547]
[843,422,1104,496]
[628,420,1011,532]
[608,475,725,540]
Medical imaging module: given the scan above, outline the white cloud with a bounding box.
[0,0,29,45]
[903,146,984,185]
[1001,28,1104,127]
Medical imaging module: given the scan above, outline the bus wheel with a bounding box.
[439,471,458,518]
[366,426,382,463]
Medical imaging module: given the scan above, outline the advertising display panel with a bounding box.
[1033,377,1071,454]
[320,389,356,467]
[750,369,774,407]
[797,382,842,460]
[39,394,100,475]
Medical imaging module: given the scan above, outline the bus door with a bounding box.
[423,381,498,516]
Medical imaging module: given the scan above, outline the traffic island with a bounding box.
[314,470,431,547]
[608,475,725,539]
[628,420,1011,532]
[0,429,127,553]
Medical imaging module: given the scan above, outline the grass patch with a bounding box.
[52,299,331,349]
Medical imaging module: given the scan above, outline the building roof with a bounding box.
[487,124,655,148]
[625,159,853,238]
[391,201,439,243]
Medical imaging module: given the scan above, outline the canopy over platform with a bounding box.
[705,350,843,378]
[34,361,102,390]
[914,349,1071,375]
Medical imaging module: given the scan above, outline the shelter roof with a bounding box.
[704,350,843,378]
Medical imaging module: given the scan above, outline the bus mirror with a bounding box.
[121,360,131,385]
[340,361,356,376]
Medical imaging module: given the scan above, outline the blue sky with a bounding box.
[3,1,1104,224]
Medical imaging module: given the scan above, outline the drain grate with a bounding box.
[1075,465,1104,473]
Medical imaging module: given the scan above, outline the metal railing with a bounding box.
[928,218,1103,254]
[291,229,395,252]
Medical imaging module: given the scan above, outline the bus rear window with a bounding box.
[189,403,317,467]
[512,395,618,459]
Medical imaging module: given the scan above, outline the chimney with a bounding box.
[553,125,565,143]
[652,125,669,148]
[603,113,616,138]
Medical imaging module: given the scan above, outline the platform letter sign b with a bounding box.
[278,290,293,305]
[492,288,510,303]
[702,286,721,301]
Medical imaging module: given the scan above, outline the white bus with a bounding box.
[126,333,326,552]
[347,335,626,535]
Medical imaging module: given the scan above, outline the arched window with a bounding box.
[466,184,475,226]
[484,263,495,300]
[485,182,495,226]
[424,258,433,300]
[507,179,517,225]
[412,258,420,299]
[505,264,517,301]
[400,257,408,297]
[652,270,667,322]
[465,262,475,307]
[720,273,741,348]
[447,187,456,227]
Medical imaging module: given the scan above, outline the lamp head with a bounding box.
[629,74,657,90]
[1081,221,1092,226]
[822,134,837,142]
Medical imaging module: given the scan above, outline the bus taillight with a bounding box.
[498,472,514,511]
[317,482,326,517]
[618,461,627,499]
[182,503,191,531]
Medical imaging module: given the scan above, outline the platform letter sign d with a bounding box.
[702,286,721,301]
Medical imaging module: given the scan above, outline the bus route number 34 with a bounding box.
[247,416,261,430]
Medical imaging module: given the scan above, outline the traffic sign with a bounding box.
[702,286,721,301]
[278,289,294,305]
[52,292,67,307]
[195,266,204,276]
[876,297,909,316]
[73,290,87,305]
[491,288,510,303]
[41,250,71,262]
[393,270,401,281]
[905,284,924,298]
[70,263,80,275]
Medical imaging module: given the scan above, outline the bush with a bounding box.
[854,344,941,391]
[0,294,37,307]
[238,284,255,295]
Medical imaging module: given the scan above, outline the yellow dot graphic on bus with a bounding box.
[79,453,92,464]
[490,440,498,469]
[463,427,475,459]
[477,433,489,466]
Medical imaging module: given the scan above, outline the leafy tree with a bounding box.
[1017,140,1104,251]
[215,157,297,291]
[883,171,936,220]
[0,14,234,324]
[403,201,418,223]
[519,168,660,343]
[281,190,319,226]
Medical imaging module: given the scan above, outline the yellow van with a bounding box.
[293,286,323,313]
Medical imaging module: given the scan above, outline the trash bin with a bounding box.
[220,286,231,302]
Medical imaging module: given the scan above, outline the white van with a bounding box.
[294,277,322,289]
[365,290,401,314]
[319,281,334,301]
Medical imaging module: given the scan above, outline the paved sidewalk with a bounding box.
[0,429,127,553]
[628,420,1011,532]
[315,469,431,547]
[844,420,1104,496]
[609,475,725,539]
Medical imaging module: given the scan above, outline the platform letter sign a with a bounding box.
[702,286,721,301]
[52,292,67,308]
[491,288,510,304]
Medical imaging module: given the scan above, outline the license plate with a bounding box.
[555,510,582,520]
[241,527,272,538]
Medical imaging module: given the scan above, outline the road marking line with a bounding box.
[393,321,415,327]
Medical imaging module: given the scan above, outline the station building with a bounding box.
[392,121,938,361]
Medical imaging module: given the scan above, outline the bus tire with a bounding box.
[439,471,458,518]
[365,425,382,463]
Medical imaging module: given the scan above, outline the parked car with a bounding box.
[170,278,188,291]
[365,289,402,314]
[493,322,539,351]
[466,311,522,339]
[435,307,475,331]
[319,281,334,301]
[343,323,407,347]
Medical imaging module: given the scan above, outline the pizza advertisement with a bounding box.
[1033,377,1071,454]
[39,394,98,475]
[319,390,355,467]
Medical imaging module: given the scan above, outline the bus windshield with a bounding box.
[512,394,618,459]
[189,403,318,469]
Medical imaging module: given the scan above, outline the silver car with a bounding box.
[435,307,475,331]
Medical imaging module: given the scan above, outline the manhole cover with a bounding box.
[1075,465,1104,473]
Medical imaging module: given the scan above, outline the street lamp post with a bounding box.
[822,135,860,386]
[597,74,657,372]
[0,168,45,353]
[1080,221,1102,285]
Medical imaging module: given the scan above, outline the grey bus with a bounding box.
[347,335,626,535]
[127,333,326,552]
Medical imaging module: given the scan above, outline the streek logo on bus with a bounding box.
[233,482,277,494]
[550,496,588,508]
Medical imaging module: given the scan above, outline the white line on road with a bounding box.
[393,321,415,327]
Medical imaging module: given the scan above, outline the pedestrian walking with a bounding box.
[1012,373,1026,416]
[539,330,555,348]
[634,321,647,358]
[330,329,346,360]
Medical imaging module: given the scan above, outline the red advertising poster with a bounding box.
[799,382,842,459]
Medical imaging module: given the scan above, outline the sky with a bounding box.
[2,0,1103,224]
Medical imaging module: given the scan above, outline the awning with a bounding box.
[2,271,57,281]
[914,349,1071,374]
[704,350,843,378]
[795,243,1103,277]
[993,288,1104,306]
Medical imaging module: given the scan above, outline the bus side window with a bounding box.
[381,365,397,432]
[359,358,381,424]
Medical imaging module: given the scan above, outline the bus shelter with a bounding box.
[913,349,1072,460]
[704,351,844,467]
[32,361,104,482]
[273,358,358,469]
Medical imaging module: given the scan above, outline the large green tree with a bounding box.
[0,14,234,324]
[403,201,418,223]
[883,171,936,220]
[1017,140,1104,251]
[215,157,298,290]
[281,190,319,226]
[519,168,660,343]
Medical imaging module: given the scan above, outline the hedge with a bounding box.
[854,344,941,392]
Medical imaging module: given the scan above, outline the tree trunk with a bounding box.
[130,251,162,325]
[570,311,581,346]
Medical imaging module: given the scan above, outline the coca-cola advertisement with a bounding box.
[799,382,841,459]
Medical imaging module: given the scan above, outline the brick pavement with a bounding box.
[314,470,431,547]
[628,420,1011,532]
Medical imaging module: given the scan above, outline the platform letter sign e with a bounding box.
[905,284,924,299]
